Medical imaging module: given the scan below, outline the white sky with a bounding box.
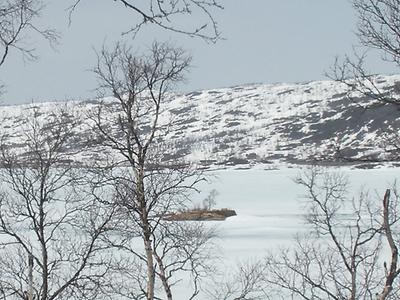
[1,0,398,104]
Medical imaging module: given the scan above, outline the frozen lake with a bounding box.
[3,164,399,299]
[193,166,400,262]
[169,165,399,298]
[168,165,400,299]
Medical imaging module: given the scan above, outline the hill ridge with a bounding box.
[1,74,400,168]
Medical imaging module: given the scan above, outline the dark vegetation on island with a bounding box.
[164,208,237,221]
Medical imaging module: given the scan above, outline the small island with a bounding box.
[164,208,237,221]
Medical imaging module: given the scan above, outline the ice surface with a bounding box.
[173,166,400,299]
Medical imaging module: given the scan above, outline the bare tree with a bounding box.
[207,261,267,300]
[328,1,400,159]
[0,0,58,67]
[0,0,58,97]
[312,3,400,293]
[69,0,223,42]
[330,54,400,109]
[203,189,218,210]
[330,0,400,108]
[263,167,400,300]
[90,41,215,300]
[0,106,114,300]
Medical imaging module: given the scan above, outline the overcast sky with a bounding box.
[1,0,398,105]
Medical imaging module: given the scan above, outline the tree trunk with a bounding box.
[376,189,398,300]
[40,198,48,300]
[144,235,155,300]
[154,253,173,300]
[28,253,34,300]
[137,162,155,300]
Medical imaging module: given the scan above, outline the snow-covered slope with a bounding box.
[1,74,400,167]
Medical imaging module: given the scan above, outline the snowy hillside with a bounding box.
[1,74,400,168]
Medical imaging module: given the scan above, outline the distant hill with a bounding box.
[1,74,400,168]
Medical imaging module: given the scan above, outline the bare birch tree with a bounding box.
[0,106,114,300]
[264,167,400,300]
[90,41,215,300]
